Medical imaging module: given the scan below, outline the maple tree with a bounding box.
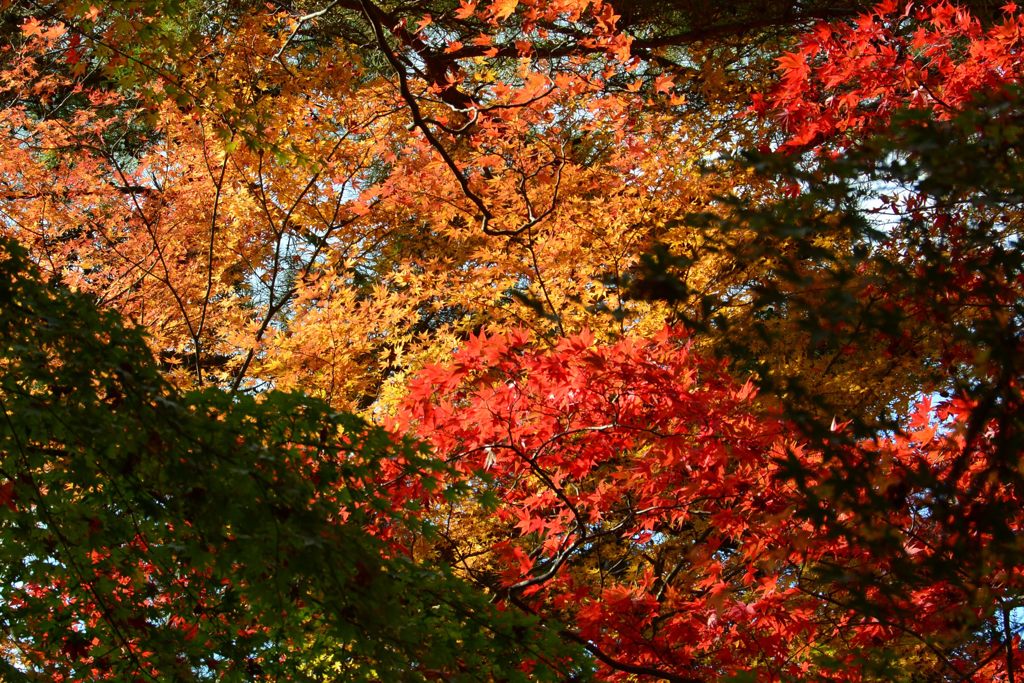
[392,325,1023,681]
[0,0,890,397]
[0,0,1022,680]
[0,236,584,680]
[632,1,1024,421]
[756,0,1024,151]
[616,5,1024,676]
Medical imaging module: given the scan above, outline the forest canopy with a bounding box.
[0,0,1021,680]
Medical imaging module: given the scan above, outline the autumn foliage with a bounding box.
[758,1,1024,150]
[0,0,1022,680]
[391,327,1023,680]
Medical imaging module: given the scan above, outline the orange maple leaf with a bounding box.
[653,73,674,94]
[490,0,519,21]
[454,1,477,20]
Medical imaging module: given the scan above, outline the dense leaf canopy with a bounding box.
[0,0,1022,680]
